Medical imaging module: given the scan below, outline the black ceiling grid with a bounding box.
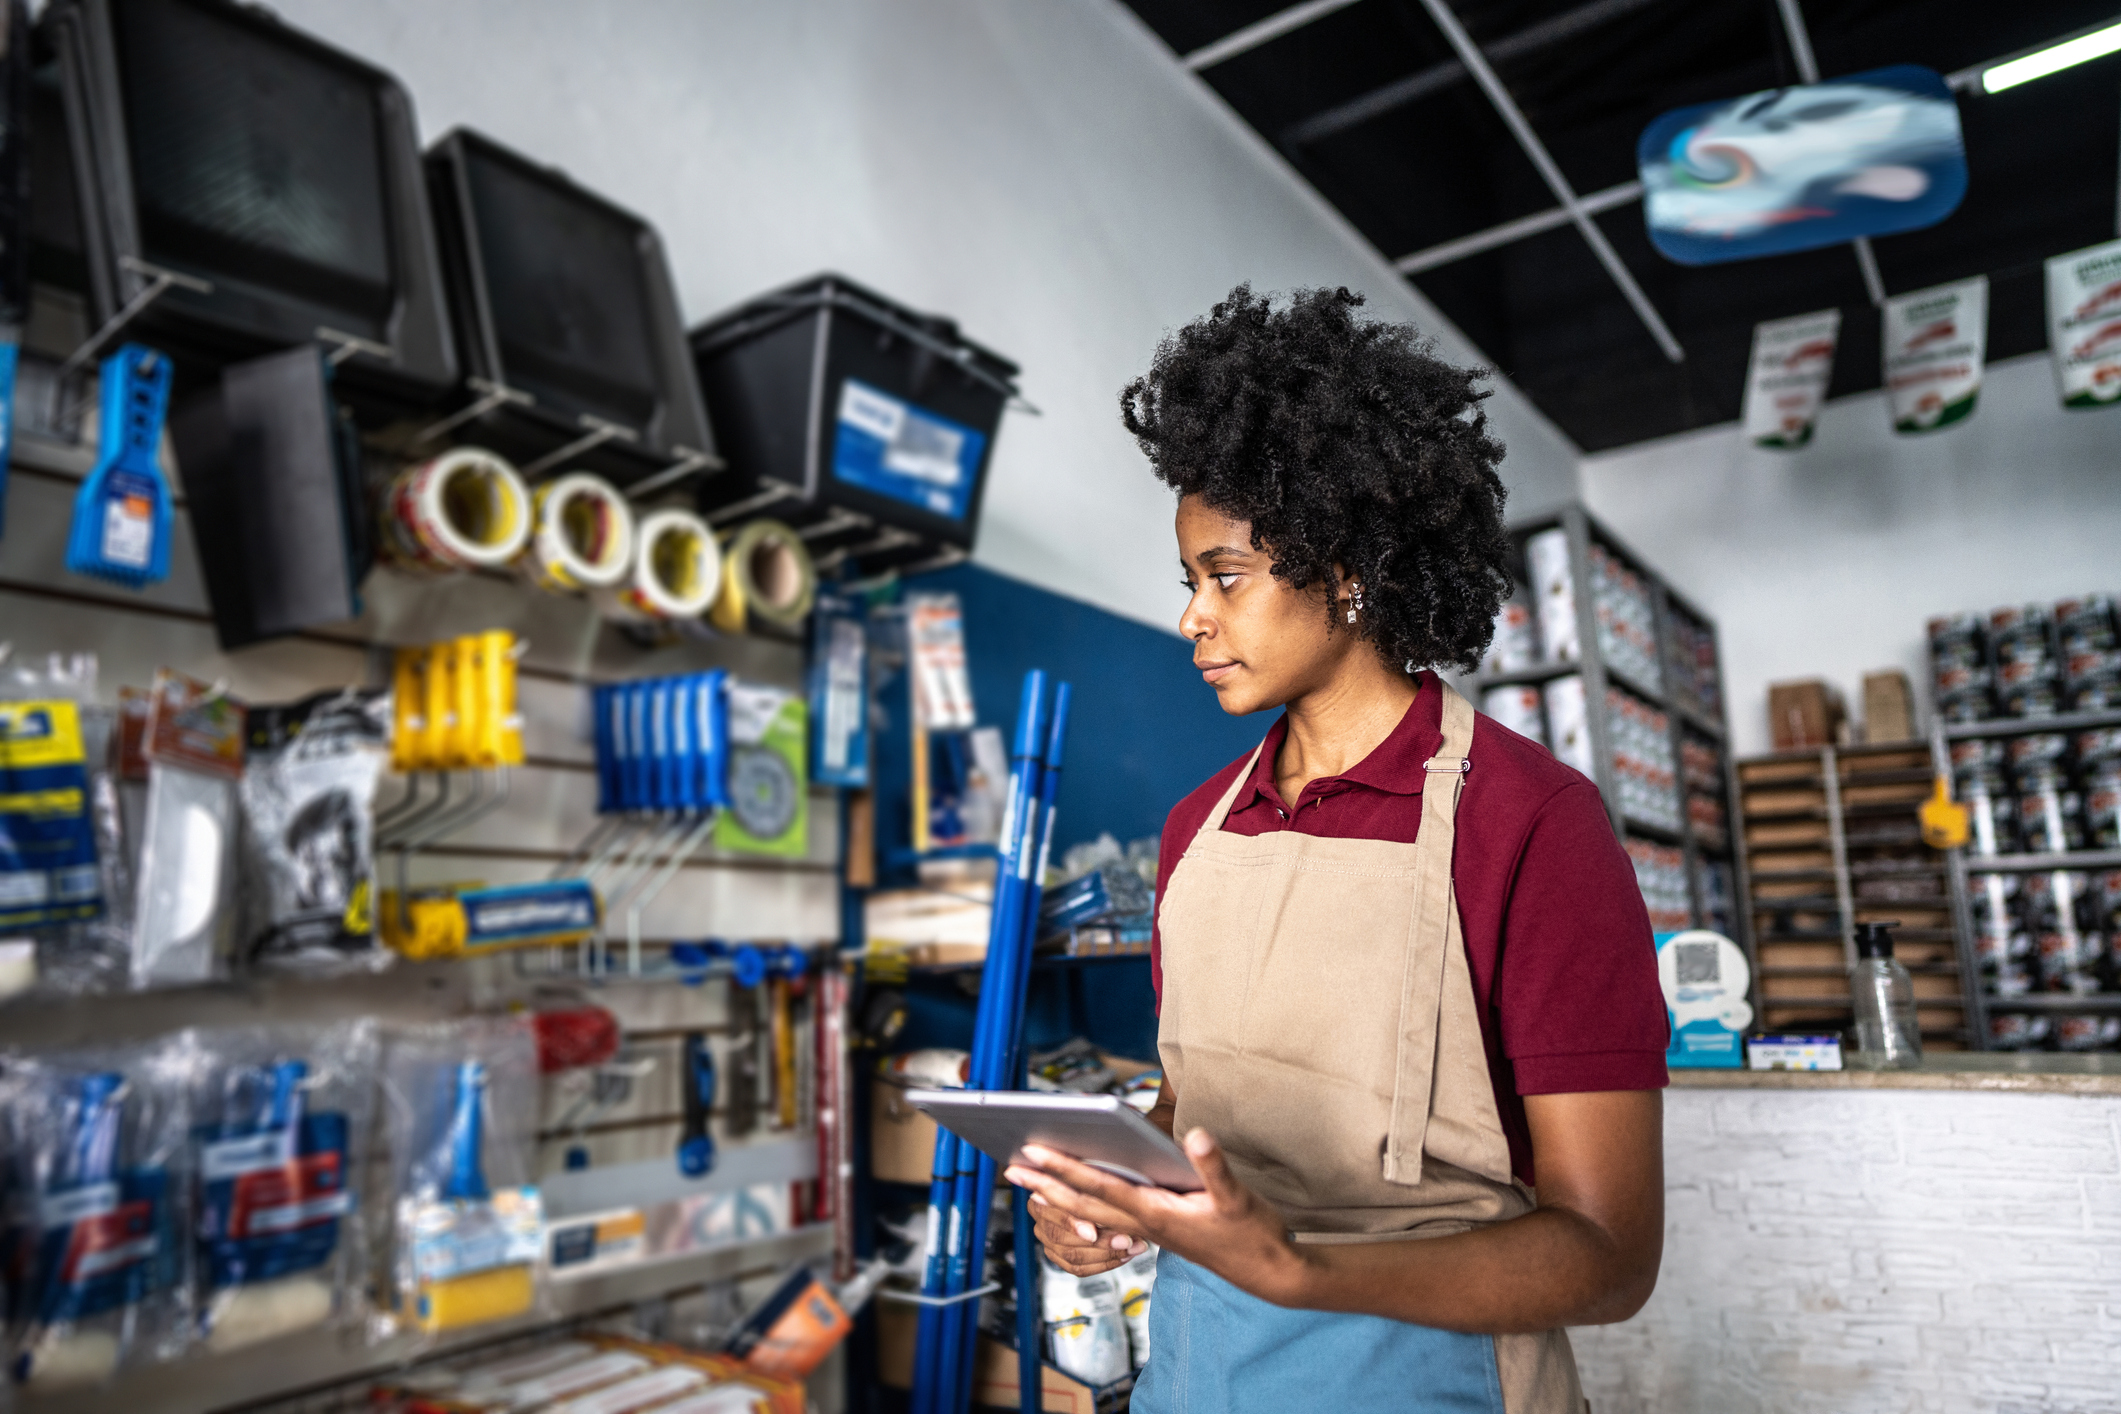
[1131,0,2121,451]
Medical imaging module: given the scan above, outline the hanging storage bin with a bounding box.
[688,274,1020,575]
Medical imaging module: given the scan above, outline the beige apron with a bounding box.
[1155,679,1583,1413]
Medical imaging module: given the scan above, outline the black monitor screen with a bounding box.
[115,0,394,322]
[462,147,658,428]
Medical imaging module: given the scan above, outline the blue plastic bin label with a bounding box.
[832,379,984,522]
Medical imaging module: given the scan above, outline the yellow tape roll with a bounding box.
[520,473,636,593]
[709,518,817,635]
[595,508,722,622]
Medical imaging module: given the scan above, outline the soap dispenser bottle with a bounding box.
[1850,921,1921,1069]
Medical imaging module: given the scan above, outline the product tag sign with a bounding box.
[458,880,600,952]
[832,378,984,521]
[201,1129,295,1181]
[1882,276,1987,433]
[1742,309,1840,449]
[407,1184,543,1283]
[2046,237,2121,410]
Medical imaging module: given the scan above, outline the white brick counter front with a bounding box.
[1570,1058,2121,1414]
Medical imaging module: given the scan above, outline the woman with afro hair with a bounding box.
[1004,286,1669,1412]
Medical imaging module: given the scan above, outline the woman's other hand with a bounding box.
[1026,1193,1146,1276]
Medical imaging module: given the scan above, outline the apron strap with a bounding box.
[1198,740,1267,837]
[1382,678,1477,1184]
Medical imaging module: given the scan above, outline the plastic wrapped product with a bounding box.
[1480,685,1546,748]
[0,1035,197,1390]
[380,1015,546,1343]
[238,689,391,974]
[189,1020,378,1354]
[130,672,246,989]
[1524,529,1578,663]
[1039,1252,1129,1388]
[1542,674,1593,777]
[1116,1245,1157,1367]
[0,654,104,934]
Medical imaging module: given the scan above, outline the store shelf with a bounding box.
[1622,817,1685,844]
[1980,994,2121,1013]
[1959,849,2121,873]
[1763,995,1967,1009]
[1943,707,2121,740]
[21,1226,838,1414]
[1470,660,1582,691]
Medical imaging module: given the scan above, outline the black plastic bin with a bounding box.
[425,126,716,485]
[688,274,1020,571]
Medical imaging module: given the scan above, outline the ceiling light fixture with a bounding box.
[1980,18,2121,93]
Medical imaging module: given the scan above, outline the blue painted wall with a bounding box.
[896,560,1267,859]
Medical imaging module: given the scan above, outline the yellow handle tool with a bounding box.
[1919,772,1970,850]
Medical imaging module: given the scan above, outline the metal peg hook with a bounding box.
[316,327,397,367]
[518,414,640,479]
[624,445,727,502]
[413,377,534,447]
[57,256,214,383]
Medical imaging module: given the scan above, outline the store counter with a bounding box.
[1570,1054,2121,1413]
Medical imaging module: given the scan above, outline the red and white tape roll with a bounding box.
[386,447,532,572]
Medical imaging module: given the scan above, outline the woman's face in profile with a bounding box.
[1175,495,1358,716]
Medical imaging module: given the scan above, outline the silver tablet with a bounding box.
[906,1089,1202,1192]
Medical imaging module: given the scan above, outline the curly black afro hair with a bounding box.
[1120,284,1513,675]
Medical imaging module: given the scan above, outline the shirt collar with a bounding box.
[1230,672,1445,811]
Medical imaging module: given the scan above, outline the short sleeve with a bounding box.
[1496,781,1670,1094]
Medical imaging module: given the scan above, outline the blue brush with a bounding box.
[677,1030,718,1178]
[442,1061,490,1202]
[65,344,175,589]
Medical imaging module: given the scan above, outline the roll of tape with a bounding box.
[520,473,636,592]
[708,518,817,635]
[597,508,722,621]
[385,447,531,572]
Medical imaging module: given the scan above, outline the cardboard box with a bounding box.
[870,1073,942,1185]
[1862,670,1916,743]
[1767,679,1845,750]
[875,1300,1104,1412]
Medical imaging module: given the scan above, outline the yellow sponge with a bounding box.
[415,1262,535,1332]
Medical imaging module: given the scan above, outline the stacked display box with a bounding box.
[1735,743,1968,1046]
[1470,504,1733,940]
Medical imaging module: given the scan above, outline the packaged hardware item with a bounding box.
[238,689,390,973]
[723,1263,854,1380]
[1040,1252,1130,1388]
[808,594,870,789]
[189,1021,376,1354]
[1116,1244,1157,1367]
[904,592,975,731]
[0,1036,196,1390]
[382,1016,545,1341]
[131,672,245,988]
[715,683,808,858]
[0,653,103,932]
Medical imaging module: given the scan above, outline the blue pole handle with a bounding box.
[442,1061,490,1202]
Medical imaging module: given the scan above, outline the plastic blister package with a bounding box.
[237,689,391,974]
[0,1035,197,1392]
[380,1015,547,1344]
[0,650,129,995]
[130,672,246,989]
[1039,1251,1130,1388]
[188,1019,379,1354]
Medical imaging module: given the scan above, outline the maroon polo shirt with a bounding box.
[1151,674,1668,1185]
